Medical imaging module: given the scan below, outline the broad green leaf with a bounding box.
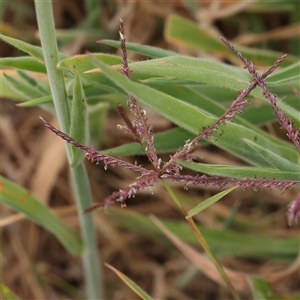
[99,39,177,58]
[0,33,69,62]
[179,161,300,182]
[89,57,298,167]
[104,208,299,260]
[0,56,47,73]
[165,15,297,67]
[17,95,53,107]
[0,176,83,256]
[0,282,19,300]
[105,264,153,300]
[188,186,238,217]
[241,138,300,172]
[70,69,89,168]
[3,73,45,100]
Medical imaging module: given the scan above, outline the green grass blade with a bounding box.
[241,138,300,172]
[3,73,45,100]
[105,264,154,300]
[165,15,297,66]
[129,56,300,130]
[0,56,47,73]
[188,186,238,217]
[0,176,83,256]
[17,69,49,94]
[0,33,69,62]
[70,69,89,168]
[179,161,300,181]
[99,39,177,58]
[57,53,124,87]
[17,95,53,107]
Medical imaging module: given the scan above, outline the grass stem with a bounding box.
[34,1,104,298]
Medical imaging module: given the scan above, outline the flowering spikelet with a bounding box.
[117,19,160,170]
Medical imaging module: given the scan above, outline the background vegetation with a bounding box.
[1,1,299,299]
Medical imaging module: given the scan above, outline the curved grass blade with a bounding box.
[0,176,83,256]
[105,263,154,300]
[188,186,238,217]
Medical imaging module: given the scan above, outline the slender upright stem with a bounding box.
[34,1,104,298]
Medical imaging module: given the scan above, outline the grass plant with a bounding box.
[1,2,299,299]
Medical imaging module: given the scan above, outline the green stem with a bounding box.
[34,1,104,298]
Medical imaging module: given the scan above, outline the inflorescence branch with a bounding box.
[117,19,160,170]
[221,37,300,154]
[162,173,297,193]
[40,25,300,214]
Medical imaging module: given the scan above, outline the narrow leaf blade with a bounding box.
[70,69,89,168]
[17,95,53,107]
[0,56,47,73]
[0,176,83,256]
[241,138,300,172]
[105,263,154,300]
[0,33,69,62]
[188,186,238,217]
[165,15,297,66]
[3,73,45,100]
